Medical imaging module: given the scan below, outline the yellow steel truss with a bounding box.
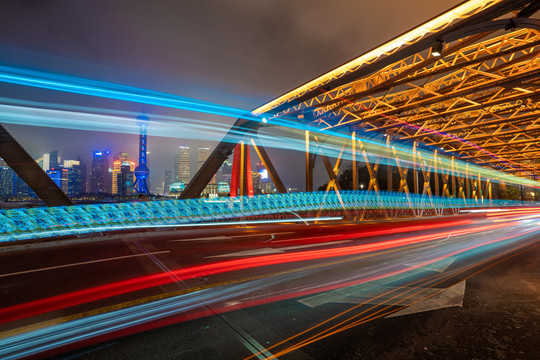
[252,6,540,178]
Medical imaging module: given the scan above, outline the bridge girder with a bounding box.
[0,124,72,207]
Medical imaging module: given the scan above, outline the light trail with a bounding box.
[280,238,540,358]
[4,191,526,244]
[244,226,540,360]
[0,220,519,325]
[0,64,539,188]
[0,278,282,360]
[2,212,540,359]
[0,65,251,120]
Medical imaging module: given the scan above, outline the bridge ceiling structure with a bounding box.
[253,0,540,178]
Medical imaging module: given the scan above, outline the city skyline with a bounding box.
[0,142,275,197]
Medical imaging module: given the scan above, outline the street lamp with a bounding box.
[431,40,444,57]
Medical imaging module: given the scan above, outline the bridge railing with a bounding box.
[0,191,531,243]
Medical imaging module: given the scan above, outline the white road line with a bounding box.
[169,231,298,243]
[0,251,171,278]
[206,240,352,258]
[207,248,283,258]
[169,236,231,242]
[231,232,295,238]
[279,240,352,251]
[271,234,346,243]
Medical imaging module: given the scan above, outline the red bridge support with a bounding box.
[230,141,254,197]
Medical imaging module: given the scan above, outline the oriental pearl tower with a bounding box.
[134,114,150,194]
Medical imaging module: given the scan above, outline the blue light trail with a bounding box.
[0,65,252,119]
[0,191,531,244]
[0,64,538,188]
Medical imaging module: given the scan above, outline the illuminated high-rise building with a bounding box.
[48,150,59,170]
[13,174,34,197]
[64,160,83,196]
[35,150,59,172]
[0,163,14,196]
[36,153,49,171]
[46,169,69,194]
[117,163,135,196]
[90,150,109,193]
[177,146,190,183]
[112,152,135,194]
[256,162,274,193]
[76,156,87,193]
[197,147,209,171]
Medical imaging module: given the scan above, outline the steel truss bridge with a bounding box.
[181,0,540,210]
[0,0,539,217]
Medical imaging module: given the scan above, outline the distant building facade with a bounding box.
[112,153,135,195]
[117,163,134,196]
[64,160,84,196]
[0,164,14,196]
[13,173,34,197]
[91,150,109,193]
[46,168,69,194]
[198,147,215,184]
[163,170,172,196]
[177,146,190,183]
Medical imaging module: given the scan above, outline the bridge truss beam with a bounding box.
[0,124,72,207]
[188,0,539,202]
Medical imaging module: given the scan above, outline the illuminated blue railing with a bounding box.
[0,191,525,243]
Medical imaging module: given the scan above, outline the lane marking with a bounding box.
[169,232,298,243]
[221,314,278,360]
[207,248,283,258]
[206,240,352,258]
[170,236,230,242]
[0,251,171,278]
[280,240,352,251]
[271,235,346,244]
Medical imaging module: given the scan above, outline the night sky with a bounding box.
[0,0,460,190]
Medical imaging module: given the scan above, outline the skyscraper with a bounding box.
[112,153,135,194]
[197,147,209,171]
[46,169,69,194]
[48,150,59,170]
[0,164,14,196]
[117,163,135,196]
[177,146,190,183]
[13,173,34,197]
[163,170,172,195]
[64,160,83,196]
[36,153,50,171]
[90,150,109,193]
[77,156,87,193]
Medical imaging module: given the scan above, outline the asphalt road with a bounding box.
[1,209,540,359]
